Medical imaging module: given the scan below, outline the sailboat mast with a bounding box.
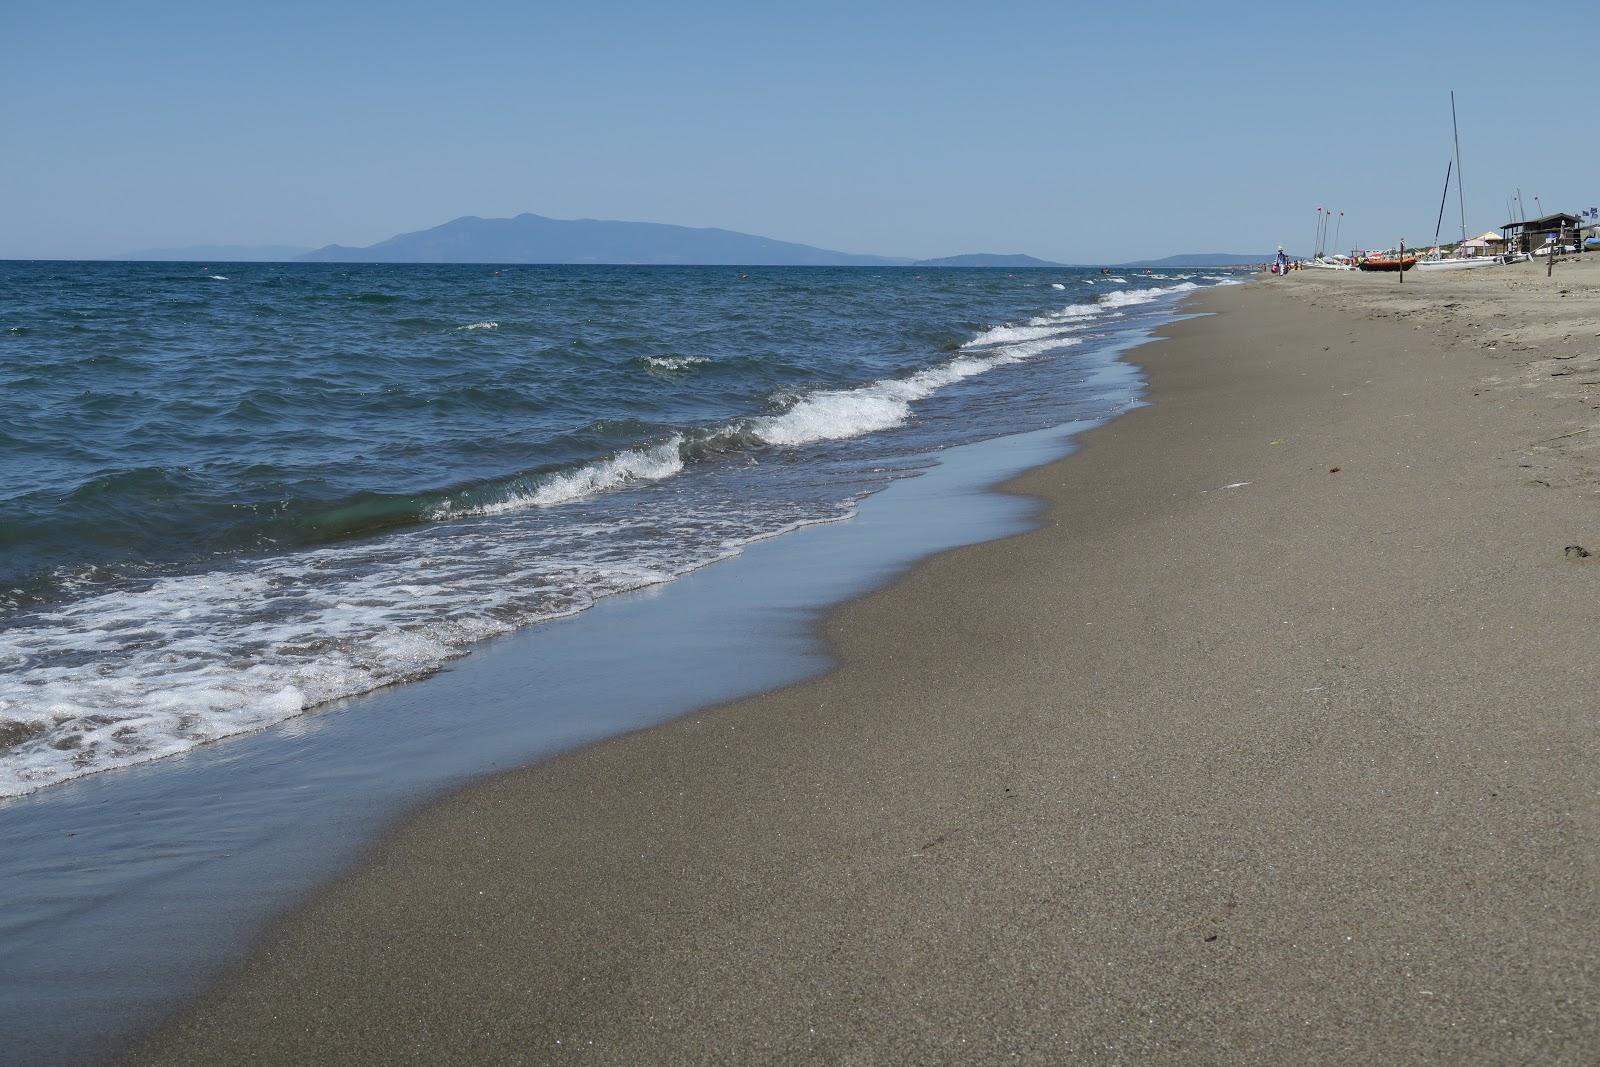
[1434,160,1453,247]
[1451,90,1467,243]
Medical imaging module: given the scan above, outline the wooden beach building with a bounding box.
[1501,212,1582,254]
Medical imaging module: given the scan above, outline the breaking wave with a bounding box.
[639,355,710,371]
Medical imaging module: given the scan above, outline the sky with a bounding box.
[3,1,1596,262]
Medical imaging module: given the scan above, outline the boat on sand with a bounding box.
[1416,252,1499,272]
[1358,255,1416,272]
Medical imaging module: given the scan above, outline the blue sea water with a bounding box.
[0,261,1233,796]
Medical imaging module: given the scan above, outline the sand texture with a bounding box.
[130,260,1600,1065]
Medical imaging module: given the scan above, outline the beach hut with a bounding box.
[1454,232,1504,259]
[1501,213,1582,254]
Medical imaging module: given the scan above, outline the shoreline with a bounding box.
[2,317,1176,1064]
[113,264,1600,1060]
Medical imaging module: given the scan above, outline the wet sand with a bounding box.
[131,261,1600,1064]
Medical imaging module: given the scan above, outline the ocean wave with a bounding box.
[443,308,1102,517]
[1051,282,1067,290]
[439,329,1080,519]
[440,438,687,517]
[9,291,1103,599]
[962,320,1088,348]
[747,338,1075,447]
[458,321,498,330]
[639,355,709,371]
[1095,282,1197,308]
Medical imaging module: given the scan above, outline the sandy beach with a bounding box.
[131,261,1600,1064]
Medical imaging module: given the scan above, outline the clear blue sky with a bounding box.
[3,1,1595,261]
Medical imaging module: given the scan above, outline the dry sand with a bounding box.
[131,260,1600,1065]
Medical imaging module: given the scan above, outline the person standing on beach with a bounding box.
[1275,247,1290,275]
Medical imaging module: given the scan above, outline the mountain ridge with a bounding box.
[101,214,1280,269]
[912,253,1063,268]
[298,213,910,266]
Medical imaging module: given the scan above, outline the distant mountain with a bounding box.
[117,244,311,262]
[104,221,1274,270]
[913,253,1064,268]
[1115,253,1281,267]
[299,213,908,266]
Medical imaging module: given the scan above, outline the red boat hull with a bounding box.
[1358,257,1417,272]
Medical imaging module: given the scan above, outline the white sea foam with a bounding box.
[455,438,688,517]
[0,494,866,799]
[963,321,1084,347]
[459,321,499,330]
[208,275,228,281]
[748,323,1085,448]
[1095,282,1198,308]
[748,387,917,445]
[641,355,709,371]
[1051,282,1067,290]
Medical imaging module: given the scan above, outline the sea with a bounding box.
[0,262,1236,799]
